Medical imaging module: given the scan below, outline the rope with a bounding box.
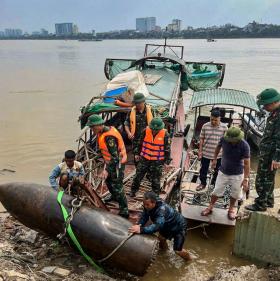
[98,233,134,263]
[56,191,104,273]
[187,223,209,231]
[57,191,134,269]
[187,223,209,238]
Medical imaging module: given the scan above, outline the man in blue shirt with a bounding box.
[129,191,191,261]
[49,150,85,191]
[201,127,250,220]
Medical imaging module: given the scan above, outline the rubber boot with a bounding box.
[103,194,114,203]
[245,204,267,212]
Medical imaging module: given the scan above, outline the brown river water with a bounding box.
[0,39,280,280]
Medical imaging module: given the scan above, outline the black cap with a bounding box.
[210,108,220,117]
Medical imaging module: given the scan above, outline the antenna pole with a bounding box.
[164,27,168,55]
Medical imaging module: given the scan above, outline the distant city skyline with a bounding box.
[1,0,280,33]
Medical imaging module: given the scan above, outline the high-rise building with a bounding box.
[136,17,156,32]
[5,29,23,37]
[55,23,74,36]
[0,31,5,37]
[172,19,182,31]
[167,19,182,32]
[136,18,146,32]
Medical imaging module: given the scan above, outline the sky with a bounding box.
[1,0,280,33]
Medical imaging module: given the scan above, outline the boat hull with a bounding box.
[241,115,263,148]
[0,182,157,276]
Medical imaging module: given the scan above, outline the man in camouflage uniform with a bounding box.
[130,118,171,197]
[124,93,153,165]
[87,115,129,218]
[246,89,280,212]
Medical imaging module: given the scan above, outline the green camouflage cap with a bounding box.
[149,117,164,131]
[86,114,105,127]
[133,92,146,103]
[257,88,280,106]
[224,127,244,143]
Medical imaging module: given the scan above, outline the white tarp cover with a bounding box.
[106,70,149,103]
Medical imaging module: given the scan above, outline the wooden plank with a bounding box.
[175,100,185,133]
[181,182,198,191]
[170,137,184,168]
[181,202,236,226]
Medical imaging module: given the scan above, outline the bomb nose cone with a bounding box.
[0,182,12,201]
[0,183,7,207]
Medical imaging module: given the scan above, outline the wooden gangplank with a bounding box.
[180,182,237,226]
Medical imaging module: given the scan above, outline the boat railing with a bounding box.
[169,72,181,118]
[144,41,184,59]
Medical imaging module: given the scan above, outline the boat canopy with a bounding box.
[189,88,260,112]
[185,61,225,91]
[104,54,186,80]
[104,57,225,92]
[134,55,186,69]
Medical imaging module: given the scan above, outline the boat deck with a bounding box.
[180,182,236,226]
[142,68,180,106]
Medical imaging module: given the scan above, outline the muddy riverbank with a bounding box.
[1,213,280,281]
[0,213,280,281]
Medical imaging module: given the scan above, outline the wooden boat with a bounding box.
[75,40,226,223]
[207,38,217,42]
[180,88,260,226]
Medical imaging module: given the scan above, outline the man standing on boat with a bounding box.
[196,108,228,191]
[129,191,191,261]
[130,117,171,197]
[124,92,153,164]
[201,127,251,220]
[49,150,85,191]
[87,114,129,218]
[246,88,280,212]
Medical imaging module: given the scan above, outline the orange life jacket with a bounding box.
[98,127,127,163]
[140,127,166,161]
[130,105,153,135]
